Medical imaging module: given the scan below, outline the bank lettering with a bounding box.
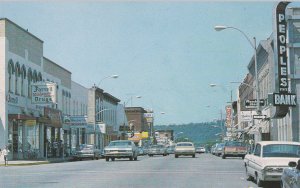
[273,93,297,106]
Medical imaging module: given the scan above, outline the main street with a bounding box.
[0,154,279,188]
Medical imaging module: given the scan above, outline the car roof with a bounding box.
[256,141,300,146]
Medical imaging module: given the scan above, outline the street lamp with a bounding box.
[214,25,261,115]
[97,74,119,87]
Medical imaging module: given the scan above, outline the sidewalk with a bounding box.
[0,157,72,166]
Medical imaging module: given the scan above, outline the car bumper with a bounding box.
[104,152,133,158]
[175,151,195,155]
[73,153,94,158]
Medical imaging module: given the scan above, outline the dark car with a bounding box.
[148,145,167,157]
[72,144,101,161]
[281,159,300,188]
[222,141,247,159]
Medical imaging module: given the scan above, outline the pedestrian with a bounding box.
[2,146,10,166]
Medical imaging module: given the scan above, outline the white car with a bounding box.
[104,140,138,161]
[174,142,196,158]
[244,141,300,187]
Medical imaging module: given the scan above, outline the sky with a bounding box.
[1,1,299,125]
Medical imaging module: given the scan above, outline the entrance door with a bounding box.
[12,122,22,160]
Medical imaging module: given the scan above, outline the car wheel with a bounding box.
[130,157,133,161]
[105,157,109,162]
[245,166,253,181]
[134,157,138,161]
[255,174,263,187]
[192,154,195,158]
[175,155,178,158]
[222,155,226,159]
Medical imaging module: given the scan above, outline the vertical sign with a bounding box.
[225,105,232,128]
[272,1,296,118]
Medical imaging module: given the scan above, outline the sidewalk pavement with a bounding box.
[0,157,73,166]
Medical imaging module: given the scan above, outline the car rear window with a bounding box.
[177,143,193,146]
[225,141,245,147]
[109,141,132,146]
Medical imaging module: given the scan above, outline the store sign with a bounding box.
[141,132,149,139]
[240,111,253,122]
[144,113,153,118]
[24,120,36,126]
[64,115,87,128]
[32,82,57,104]
[225,105,232,128]
[44,107,62,128]
[128,132,142,142]
[272,1,293,118]
[244,99,265,109]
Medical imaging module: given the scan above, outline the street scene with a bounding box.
[1,1,300,188]
[0,154,269,188]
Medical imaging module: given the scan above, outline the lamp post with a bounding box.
[96,75,118,87]
[214,25,261,115]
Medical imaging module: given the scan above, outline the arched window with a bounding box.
[27,68,32,98]
[20,65,26,96]
[37,72,42,82]
[15,62,21,95]
[32,70,37,83]
[7,60,14,93]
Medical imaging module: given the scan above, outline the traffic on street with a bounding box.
[0,153,280,188]
[1,1,300,188]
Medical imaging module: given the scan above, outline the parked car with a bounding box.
[222,141,247,159]
[215,143,225,156]
[281,159,300,188]
[148,145,167,157]
[174,142,196,158]
[244,141,300,187]
[166,145,175,154]
[72,144,101,161]
[196,146,206,154]
[104,140,138,161]
[211,143,217,155]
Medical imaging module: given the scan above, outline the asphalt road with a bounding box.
[0,154,281,188]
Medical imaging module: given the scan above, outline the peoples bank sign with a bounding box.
[272,1,297,118]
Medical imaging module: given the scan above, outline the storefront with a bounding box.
[43,107,63,158]
[63,115,87,155]
[8,114,42,160]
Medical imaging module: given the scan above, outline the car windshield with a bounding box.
[263,144,300,158]
[78,145,93,150]
[109,142,132,146]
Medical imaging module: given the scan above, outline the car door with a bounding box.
[247,144,262,177]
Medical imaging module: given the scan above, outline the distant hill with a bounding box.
[154,121,226,147]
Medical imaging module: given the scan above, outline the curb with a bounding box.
[0,161,50,166]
